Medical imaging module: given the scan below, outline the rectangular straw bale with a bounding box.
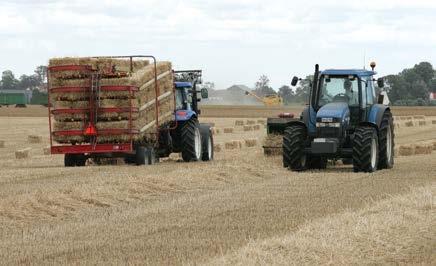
[413,115,425,120]
[28,135,42,143]
[433,141,436,150]
[224,127,234,133]
[232,140,243,149]
[414,143,432,155]
[225,141,238,150]
[43,146,51,155]
[0,140,4,148]
[15,148,31,159]
[246,120,256,125]
[418,120,426,126]
[405,121,414,127]
[245,138,258,147]
[257,119,266,124]
[253,124,261,131]
[398,145,414,156]
[211,127,220,135]
[243,125,253,131]
[235,120,244,126]
[214,143,222,152]
[432,120,436,125]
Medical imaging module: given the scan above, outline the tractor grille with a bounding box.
[318,127,340,138]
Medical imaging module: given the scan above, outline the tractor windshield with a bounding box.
[175,87,193,110]
[318,75,359,107]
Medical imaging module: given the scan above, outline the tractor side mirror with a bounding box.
[377,78,384,88]
[200,88,208,99]
[291,76,299,86]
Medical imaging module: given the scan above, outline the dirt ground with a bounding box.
[0,113,435,265]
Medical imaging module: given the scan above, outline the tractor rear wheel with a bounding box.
[181,119,202,162]
[283,124,307,171]
[378,111,394,169]
[352,127,379,172]
[200,128,214,161]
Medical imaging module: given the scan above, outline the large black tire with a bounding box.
[181,119,202,162]
[283,125,307,171]
[135,146,148,165]
[378,111,394,169]
[353,127,379,172]
[64,154,76,167]
[200,126,214,161]
[64,154,86,167]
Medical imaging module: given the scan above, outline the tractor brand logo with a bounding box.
[321,117,333,122]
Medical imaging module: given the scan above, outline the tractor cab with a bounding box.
[281,63,394,173]
[174,70,208,121]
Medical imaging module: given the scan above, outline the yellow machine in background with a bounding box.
[245,91,283,106]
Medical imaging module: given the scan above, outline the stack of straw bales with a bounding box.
[48,57,174,144]
[263,134,283,156]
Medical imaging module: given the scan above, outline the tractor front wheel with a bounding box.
[378,111,394,169]
[181,119,202,162]
[283,124,307,171]
[352,127,378,172]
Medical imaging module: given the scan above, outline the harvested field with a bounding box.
[0,112,435,265]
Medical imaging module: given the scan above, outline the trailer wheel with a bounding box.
[283,124,307,171]
[64,154,86,167]
[135,146,149,165]
[353,126,378,172]
[378,111,394,169]
[64,154,76,167]
[199,125,213,161]
[181,119,202,162]
[148,147,158,165]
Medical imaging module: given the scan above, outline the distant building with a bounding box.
[0,89,33,103]
[202,85,261,105]
[430,92,436,101]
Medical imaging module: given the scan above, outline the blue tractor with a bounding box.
[156,70,214,162]
[276,63,394,172]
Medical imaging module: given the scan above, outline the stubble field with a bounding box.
[0,106,435,265]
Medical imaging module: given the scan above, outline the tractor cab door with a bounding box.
[358,77,376,122]
[175,87,193,111]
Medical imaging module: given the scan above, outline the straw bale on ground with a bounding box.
[214,143,222,152]
[413,115,425,120]
[257,119,265,124]
[398,145,414,156]
[414,143,432,155]
[243,125,253,131]
[253,124,261,131]
[405,121,414,127]
[0,140,4,148]
[235,120,244,126]
[43,146,51,155]
[246,120,256,125]
[418,120,426,126]
[223,127,234,133]
[28,135,42,143]
[15,148,31,159]
[245,138,258,147]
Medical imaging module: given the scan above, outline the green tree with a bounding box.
[1,70,19,90]
[18,74,39,90]
[254,75,276,96]
[278,85,294,104]
[294,75,312,103]
[34,65,47,84]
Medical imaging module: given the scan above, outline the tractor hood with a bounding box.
[316,102,350,123]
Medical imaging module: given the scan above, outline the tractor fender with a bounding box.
[367,104,390,128]
[358,121,378,131]
[176,110,197,122]
[285,120,307,130]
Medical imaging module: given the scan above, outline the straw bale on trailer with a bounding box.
[49,58,175,144]
[15,148,31,159]
[0,140,4,148]
[28,135,42,143]
[398,145,414,156]
[245,138,258,147]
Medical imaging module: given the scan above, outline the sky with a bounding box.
[1,0,435,90]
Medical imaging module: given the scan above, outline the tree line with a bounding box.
[253,61,436,106]
[0,66,47,91]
